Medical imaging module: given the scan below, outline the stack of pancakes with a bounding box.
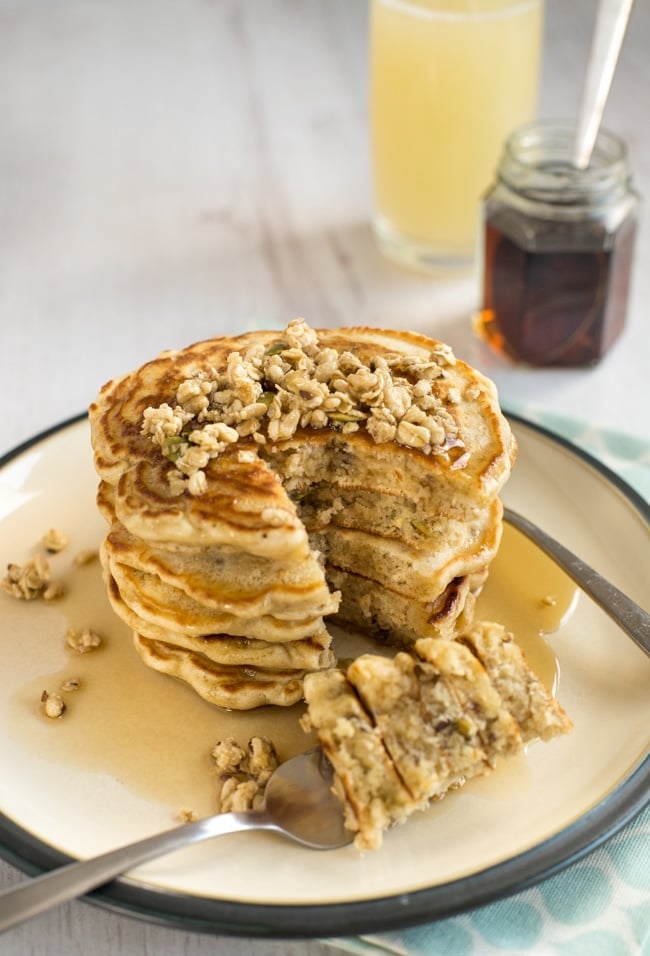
[89,321,516,709]
[303,622,573,849]
[94,458,339,709]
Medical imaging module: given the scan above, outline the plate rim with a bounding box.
[0,410,648,939]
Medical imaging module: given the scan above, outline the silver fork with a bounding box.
[503,507,650,657]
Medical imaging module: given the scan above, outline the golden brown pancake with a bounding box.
[89,320,517,708]
[303,628,571,849]
[134,634,308,709]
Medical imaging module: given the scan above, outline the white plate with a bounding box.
[0,414,648,937]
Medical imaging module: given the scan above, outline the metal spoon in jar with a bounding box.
[0,748,350,934]
[573,0,635,168]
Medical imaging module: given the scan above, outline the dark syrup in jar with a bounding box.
[478,216,637,366]
[476,123,639,367]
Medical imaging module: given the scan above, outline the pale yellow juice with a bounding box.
[370,0,543,267]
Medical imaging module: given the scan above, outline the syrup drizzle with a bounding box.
[4,525,578,818]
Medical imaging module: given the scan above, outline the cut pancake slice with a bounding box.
[303,627,571,849]
[347,645,521,804]
[300,669,417,848]
[345,652,459,802]
[411,639,523,763]
[455,621,573,742]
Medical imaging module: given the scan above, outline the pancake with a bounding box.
[455,621,574,742]
[105,558,329,644]
[104,523,336,619]
[347,645,521,801]
[112,450,309,558]
[299,482,501,549]
[326,565,484,646]
[309,498,502,601]
[299,669,418,842]
[89,319,517,707]
[105,545,331,634]
[133,634,307,709]
[303,629,571,849]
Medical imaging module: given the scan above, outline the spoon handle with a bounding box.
[0,810,274,934]
[503,507,650,657]
[573,0,635,168]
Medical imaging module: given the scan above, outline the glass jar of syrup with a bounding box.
[476,121,639,366]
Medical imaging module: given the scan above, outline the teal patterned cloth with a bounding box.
[322,413,650,956]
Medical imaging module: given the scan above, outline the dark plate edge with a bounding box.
[505,410,650,520]
[0,411,648,939]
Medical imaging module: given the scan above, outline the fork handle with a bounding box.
[0,810,275,934]
[503,507,650,657]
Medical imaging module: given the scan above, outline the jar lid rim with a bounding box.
[498,120,631,200]
[504,120,628,169]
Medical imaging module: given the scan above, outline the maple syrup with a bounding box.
[5,524,578,817]
[476,122,639,366]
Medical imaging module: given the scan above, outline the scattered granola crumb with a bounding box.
[541,594,557,607]
[178,807,197,823]
[247,736,278,787]
[59,678,81,693]
[41,690,66,719]
[1,556,62,601]
[41,528,69,553]
[219,778,263,813]
[73,549,98,567]
[43,581,65,601]
[212,735,279,813]
[142,319,462,496]
[211,736,248,774]
[66,627,103,654]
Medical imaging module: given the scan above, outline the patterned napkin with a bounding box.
[321,412,650,956]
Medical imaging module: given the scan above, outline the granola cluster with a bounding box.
[1,526,75,600]
[40,678,82,720]
[141,319,462,496]
[66,626,103,654]
[212,735,279,812]
[1,555,63,601]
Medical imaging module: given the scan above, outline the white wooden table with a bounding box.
[1,2,648,953]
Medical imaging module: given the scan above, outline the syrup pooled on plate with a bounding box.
[6,524,578,816]
[475,523,579,693]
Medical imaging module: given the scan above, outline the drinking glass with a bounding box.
[369,0,544,272]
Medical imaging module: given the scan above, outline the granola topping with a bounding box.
[141,319,463,495]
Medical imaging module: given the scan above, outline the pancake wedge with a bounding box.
[304,629,571,849]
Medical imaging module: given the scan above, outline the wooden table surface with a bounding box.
[1,1,648,953]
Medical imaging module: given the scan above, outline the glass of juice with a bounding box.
[370,0,544,272]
